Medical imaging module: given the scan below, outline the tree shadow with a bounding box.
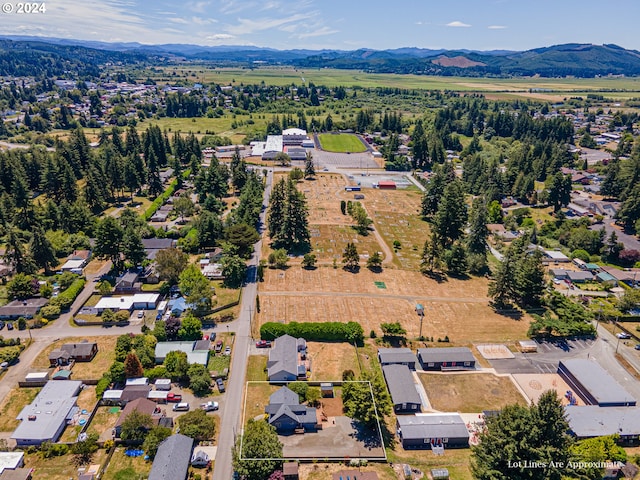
[343,266,361,274]
[349,420,383,450]
[367,266,383,274]
[422,271,448,283]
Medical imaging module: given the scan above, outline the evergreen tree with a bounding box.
[444,242,468,276]
[616,183,640,232]
[600,158,623,199]
[366,251,383,271]
[467,197,489,256]
[342,242,359,271]
[232,420,283,480]
[278,182,310,251]
[420,233,443,274]
[433,179,467,249]
[29,226,57,274]
[94,216,124,271]
[122,227,145,267]
[304,151,315,178]
[420,162,453,218]
[488,244,521,309]
[547,172,571,213]
[516,250,545,307]
[124,352,144,378]
[267,178,287,238]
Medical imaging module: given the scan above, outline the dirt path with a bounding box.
[259,290,489,303]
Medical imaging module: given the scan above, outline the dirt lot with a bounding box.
[512,373,584,406]
[419,373,528,412]
[306,342,359,380]
[31,336,118,380]
[294,174,351,225]
[26,450,108,480]
[302,463,396,480]
[308,224,385,264]
[0,386,40,431]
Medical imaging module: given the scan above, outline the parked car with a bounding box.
[617,332,631,339]
[256,340,272,348]
[0,321,4,330]
[0,362,8,371]
[214,341,223,353]
[200,401,219,411]
[6,322,13,331]
[224,346,231,356]
[172,402,190,412]
[635,344,640,350]
[216,378,225,393]
[167,392,182,402]
[137,311,144,319]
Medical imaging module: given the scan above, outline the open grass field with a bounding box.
[318,133,367,153]
[102,447,152,480]
[148,66,640,94]
[27,450,108,480]
[295,174,351,225]
[308,224,384,264]
[0,386,40,431]
[257,267,531,343]
[32,336,118,380]
[419,373,527,412]
[306,341,359,381]
[244,382,279,423]
[212,280,241,307]
[246,355,267,382]
[387,444,473,480]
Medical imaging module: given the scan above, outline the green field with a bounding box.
[318,133,367,153]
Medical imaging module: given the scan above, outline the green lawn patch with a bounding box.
[208,354,231,372]
[374,281,387,289]
[318,133,367,153]
[246,355,267,381]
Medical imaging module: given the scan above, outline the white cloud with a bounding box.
[169,17,189,24]
[446,21,471,28]
[488,25,507,29]
[225,12,316,35]
[187,1,212,14]
[297,26,339,39]
[207,33,234,40]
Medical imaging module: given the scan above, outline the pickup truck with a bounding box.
[167,392,182,402]
[200,401,219,411]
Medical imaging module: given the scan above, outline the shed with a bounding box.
[544,250,570,263]
[102,390,123,404]
[431,469,450,480]
[24,372,49,383]
[518,340,538,353]
[52,369,72,380]
[148,390,168,403]
[155,379,172,391]
[283,462,299,480]
[320,383,334,398]
[596,272,617,286]
[125,377,149,386]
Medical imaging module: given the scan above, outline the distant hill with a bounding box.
[2,36,640,78]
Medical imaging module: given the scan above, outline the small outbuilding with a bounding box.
[320,383,334,398]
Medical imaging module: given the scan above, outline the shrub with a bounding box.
[50,278,86,311]
[260,321,364,345]
[40,305,61,320]
[571,249,590,263]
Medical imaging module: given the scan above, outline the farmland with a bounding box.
[318,133,367,153]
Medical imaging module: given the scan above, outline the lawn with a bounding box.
[86,406,121,440]
[306,341,359,381]
[246,355,267,382]
[207,353,231,373]
[308,224,385,264]
[0,285,8,307]
[101,447,152,480]
[387,444,473,480]
[244,382,279,424]
[31,336,118,380]
[212,280,241,307]
[318,133,367,153]
[26,451,108,480]
[303,463,397,480]
[83,294,102,307]
[419,373,527,412]
[0,387,40,431]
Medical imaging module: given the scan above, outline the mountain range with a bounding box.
[2,36,640,78]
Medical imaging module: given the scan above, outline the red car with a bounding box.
[256,340,272,348]
[166,392,182,402]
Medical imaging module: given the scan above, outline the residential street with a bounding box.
[212,169,273,480]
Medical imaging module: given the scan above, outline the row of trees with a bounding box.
[267,177,310,252]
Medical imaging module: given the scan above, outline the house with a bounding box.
[417,347,476,371]
[543,250,570,263]
[95,294,160,314]
[48,341,98,366]
[0,298,48,320]
[141,238,176,260]
[267,335,308,382]
[120,385,152,403]
[377,348,418,370]
[566,270,594,283]
[59,250,91,272]
[132,293,160,310]
[0,452,24,475]
[114,398,157,438]
[600,266,640,287]
[148,434,194,480]
[332,471,378,480]
[486,224,520,242]
[12,380,82,446]
[154,341,210,365]
[205,247,223,262]
[265,386,318,433]
[382,365,422,414]
[396,414,470,450]
[150,211,169,223]
[114,271,141,293]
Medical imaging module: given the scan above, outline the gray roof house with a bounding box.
[265,386,317,433]
[565,406,640,443]
[377,348,419,370]
[558,359,636,407]
[396,414,470,450]
[417,347,476,371]
[267,335,307,383]
[11,380,82,446]
[148,434,194,480]
[382,365,422,414]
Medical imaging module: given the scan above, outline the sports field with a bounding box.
[318,133,367,153]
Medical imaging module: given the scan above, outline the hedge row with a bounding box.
[49,278,86,311]
[260,321,364,345]
[0,337,21,347]
[0,345,25,363]
[143,178,178,221]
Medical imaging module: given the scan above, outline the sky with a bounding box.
[3,0,640,51]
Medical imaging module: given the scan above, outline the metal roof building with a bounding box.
[417,347,476,371]
[558,359,636,407]
[565,405,640,442]
[11,380,82,446]
[396,414,470,450]
[148,434,194,480]
[382,365,422,414]
[378,348,418,370]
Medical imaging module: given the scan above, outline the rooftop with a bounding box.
[417,347,476,365]
[560,359,636,405]
[397,413,469,440]
[382,364,422,406]
[148,434,194,480]
[377,348,418,365]
[566,406,640,438]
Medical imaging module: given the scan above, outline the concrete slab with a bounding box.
[477,344,515,360]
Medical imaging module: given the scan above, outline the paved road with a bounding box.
[213,169,273,480]
[590,221,640,251]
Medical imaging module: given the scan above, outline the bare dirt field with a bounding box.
[512,373,584,406]
[306,342,360,380]
[419,373,528,412]
[295,174,351,225]
[309,224,384,264]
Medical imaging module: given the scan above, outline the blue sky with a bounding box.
[5,0,640,51]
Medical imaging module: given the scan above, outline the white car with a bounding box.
[616,332,631,339]
[200,401,219,411]
[224,346,231,356]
